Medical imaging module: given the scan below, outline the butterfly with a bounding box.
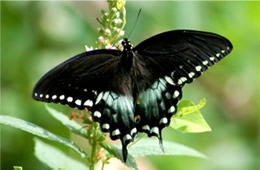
[32,30,233,162]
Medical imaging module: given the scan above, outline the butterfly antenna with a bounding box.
[96,17,105,27]
[127,9,142,39]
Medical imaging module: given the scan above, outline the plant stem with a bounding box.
[90,126,98,170]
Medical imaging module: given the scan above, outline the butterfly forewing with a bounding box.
[134,30,233,86]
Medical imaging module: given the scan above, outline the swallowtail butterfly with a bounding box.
[32,30,233,161]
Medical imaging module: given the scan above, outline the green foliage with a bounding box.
[0,105,209,170]
[0,115,86,158]
[171,99,211,133]
[13,166,23,170]
[128,138,208,159]
[34,138,88,170]
[45,105,88,137]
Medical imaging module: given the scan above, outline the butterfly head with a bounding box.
[122,38,133,50]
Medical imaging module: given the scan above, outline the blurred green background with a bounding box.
[1,1,259,170]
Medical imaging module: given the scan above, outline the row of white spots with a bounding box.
[165,90,180,100]
[34,93,94,107]
[142,125,161,136]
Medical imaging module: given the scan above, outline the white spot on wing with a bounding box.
[195,66,202,72]
[34,93,38,97]
[75,99,82,106]
[93,111,101,118]
[216,53,221,57]
[173,90,180,99]
[188,72,195,78]
[178,77,187,85]
[164,75,175,85]
[102,123,110,130]
[112,129,120,136]
[95,92,103,105]
[84,100,93,107]
[159,117,168,124]
[59,95,65,100]
[202,60,208,65]
[40,94,43,98]
[67,97,73,102]
[52,95,57,100]
[142,125,150,131]
[123,134,132,142]
[168,106,175,113]
[92,90,97,95]
[130,128,137,136]
[150,127,159,136]
[221,50,225,54]
[210,57,215,61]
[83,89,87,92]
[45,94,49,99]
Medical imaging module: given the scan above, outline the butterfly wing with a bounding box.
[134,30,232,141]
[32,50,136,158]
[135,30,233,86]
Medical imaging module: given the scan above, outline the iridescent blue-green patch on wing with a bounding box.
[136,77,182,141]
[92,91,136,161]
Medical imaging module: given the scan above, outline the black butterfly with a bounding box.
[32,30,232,162]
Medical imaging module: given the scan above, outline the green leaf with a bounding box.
[0,115,86,158]
[34,138,88,170]
[45,105,88,137]
[170,99,212,133]
[128,138,208,159]
[177,98,206,116]
[101,143,138,170]
[13,166,22,170]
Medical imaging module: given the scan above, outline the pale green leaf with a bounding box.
[170,99,211,133]
[0,115,86,157]
[45,105,87,137]
[128,138,208,159]
[34,138,88,170]
[13,166,22,170]
[177,98,206,116]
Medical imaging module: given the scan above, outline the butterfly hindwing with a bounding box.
[136,77,182,140]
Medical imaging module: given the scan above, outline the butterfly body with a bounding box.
[32,30,233,162]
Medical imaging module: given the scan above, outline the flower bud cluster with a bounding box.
[96,0,126,49]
